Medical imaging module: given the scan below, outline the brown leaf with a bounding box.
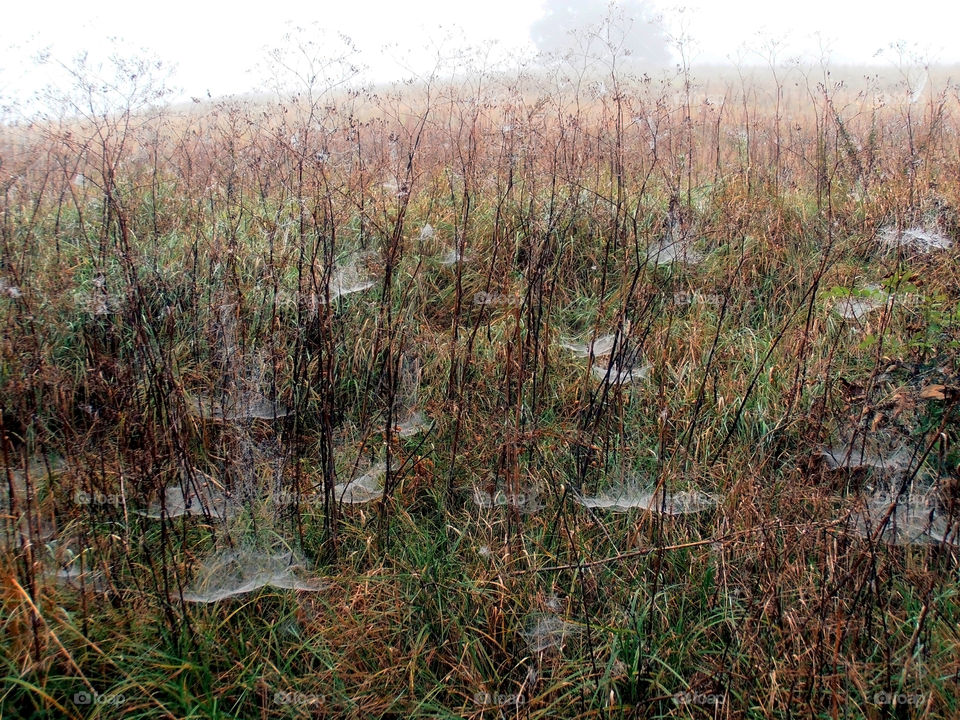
[920,384,946,400]
[891,393,911,420]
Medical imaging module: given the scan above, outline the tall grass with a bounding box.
[2,35,959,719]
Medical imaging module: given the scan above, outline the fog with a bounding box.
[1,0,958,107]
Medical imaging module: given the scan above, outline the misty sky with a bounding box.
[1,0,956,103]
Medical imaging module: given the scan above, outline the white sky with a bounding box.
[1,0,957,104]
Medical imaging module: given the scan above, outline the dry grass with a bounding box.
[1,49,959,718]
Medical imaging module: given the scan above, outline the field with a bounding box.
[2,48,960,718]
